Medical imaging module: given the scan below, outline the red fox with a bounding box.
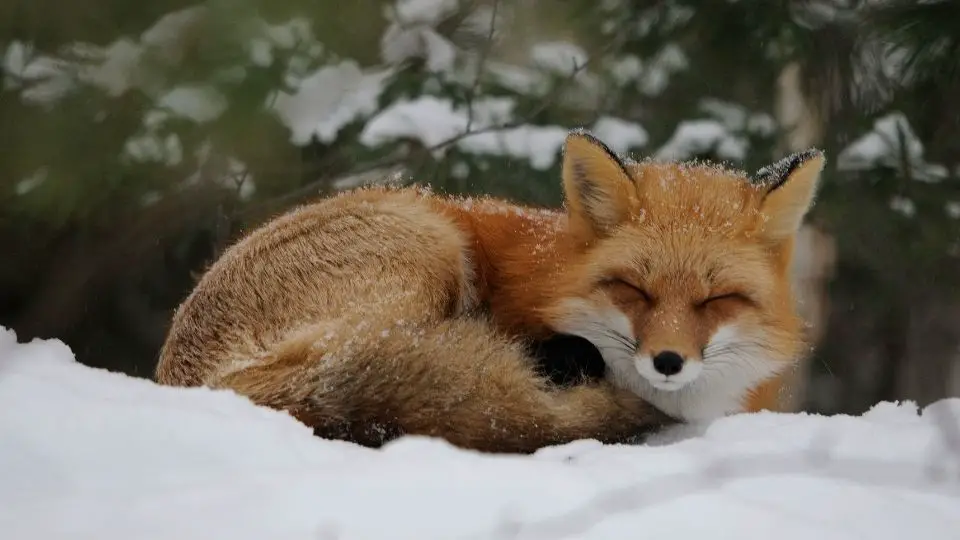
[155,130,824,453]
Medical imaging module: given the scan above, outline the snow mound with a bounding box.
[1,327,959,540]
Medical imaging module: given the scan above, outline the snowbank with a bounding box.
[1,327,959,540]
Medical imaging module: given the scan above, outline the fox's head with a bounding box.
[543,130,825,422]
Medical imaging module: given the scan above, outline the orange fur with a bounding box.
[745,373,790,413]
[155,130,824,452]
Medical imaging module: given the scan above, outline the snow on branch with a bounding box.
[358,94,649,171]
[838,111,949,183]
[272,62,396,145]
[654,98,776,162]
[381,0,461,72]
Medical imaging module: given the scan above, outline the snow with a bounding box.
[360,95,474,150]
[4,8,333,123]
[530,42,589,75]
[379,0,461,73]
[2,327,959,540]
[272,61,395,145]
[2,41,76,104]
[359,96,650,170]
[247,18,319,69]
[381,24,457,73]
[837,112,948,183]
[605,55,643,87]
[591,116,649,154]
[181,141,256,200]
[486,61,551,95]
[635,4,695,37]
[139,5,208,54]
[124,132,184,166]
[638,44,688,96]
[890,195,916,218]
[946,201,960,220]
[699,98,776,137]
[462,4,500,37]
[655,120,748,161]
[3,6,207,105]
[157,85,228,123]
[120,83,229,166]
[358,95,565,164]
[599,47,689,96]
[484,40,601,101]
[357,94,569,169]
[15,168,48,196]
[78,39,143,97]
[390,0,460,25]
[648,98,775,164]
[260,17,315,50]
[460,126,569,170]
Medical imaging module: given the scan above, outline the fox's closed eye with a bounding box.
[697,292,750,308]
[603,278,651,303]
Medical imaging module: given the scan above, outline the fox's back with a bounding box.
[155,187,474,386]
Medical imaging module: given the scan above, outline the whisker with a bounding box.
[704,340,780,359]
[596,344,631,355]
[584,321,636,351]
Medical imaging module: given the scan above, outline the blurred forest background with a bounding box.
[2,0,959,416]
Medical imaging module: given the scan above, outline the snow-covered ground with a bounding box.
[1,327,959,540]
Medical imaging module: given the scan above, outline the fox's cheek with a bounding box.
[695,298,758,338]
[703,324,742,354]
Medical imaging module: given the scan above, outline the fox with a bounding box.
[154,130,825,453]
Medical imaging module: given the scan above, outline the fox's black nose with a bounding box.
[652,351,684,376]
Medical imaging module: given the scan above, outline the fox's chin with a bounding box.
[646,378,690,392]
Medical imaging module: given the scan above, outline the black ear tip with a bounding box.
[792,148,826,166]
[565,127,604,147]
[564,128,622,163]
[755,148,826,188]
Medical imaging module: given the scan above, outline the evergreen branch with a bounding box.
[861,0,960,85]
[243,26,625,218]
[464,0,500,134]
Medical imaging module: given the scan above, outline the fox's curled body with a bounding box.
[156,131,825,453]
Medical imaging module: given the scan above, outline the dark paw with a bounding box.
[529,333,607,387]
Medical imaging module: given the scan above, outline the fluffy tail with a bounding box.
[208,317,671,453]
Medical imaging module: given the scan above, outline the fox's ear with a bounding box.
[756,149,825,241]
[561,130,638,238]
